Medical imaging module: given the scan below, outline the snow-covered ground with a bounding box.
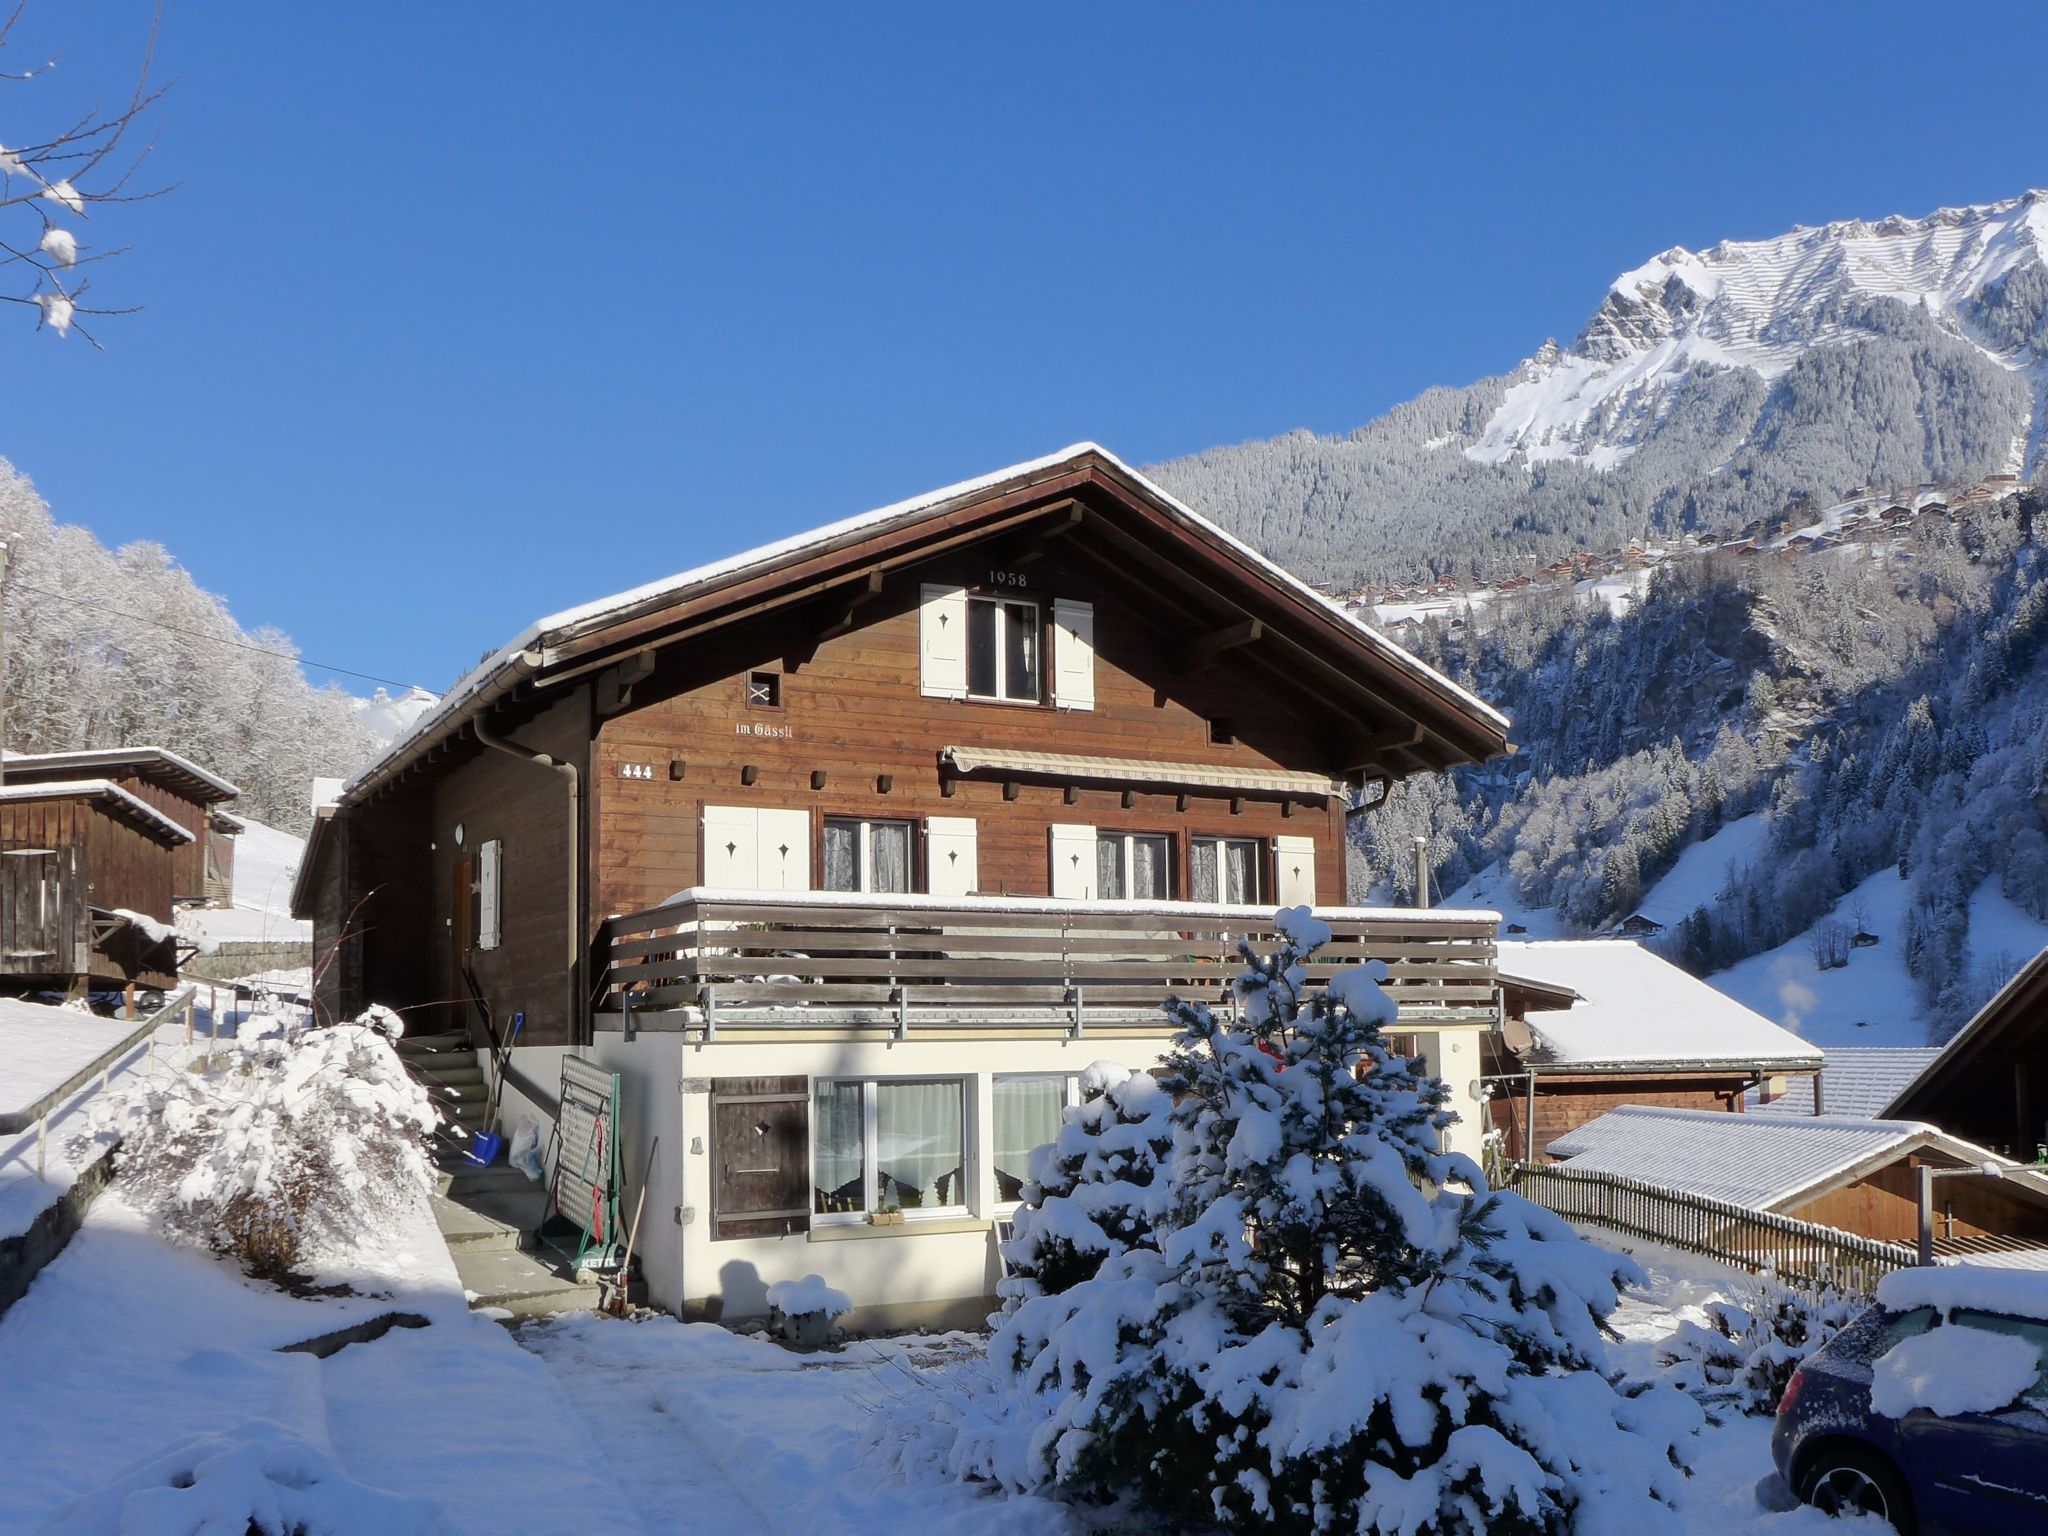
[1631,812,1771,932]
[177,815,310,946]
[0,999,159,1240]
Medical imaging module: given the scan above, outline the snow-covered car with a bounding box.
[1766,1267,2048,1533]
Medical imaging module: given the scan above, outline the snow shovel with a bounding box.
[469,1010,524,1166]
[603,1135,659,1316]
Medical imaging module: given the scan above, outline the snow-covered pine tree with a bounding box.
[986,909,1700,1534]
[995,1060,1173,1316]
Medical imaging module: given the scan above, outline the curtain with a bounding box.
[1096,836,1125,900]
[1191,838,1219,903]
[1224,839,1256,904]
[813,1080,864,1214]
[967,599,999,697]
[1131,835,1170,900]
[993,1076,1066,1202]
[1004,602,1039,700]
[869,821,912,893]
[823,821,859,892]
[874,1079,964,1210]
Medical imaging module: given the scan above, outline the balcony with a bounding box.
[595,889,1499,1037]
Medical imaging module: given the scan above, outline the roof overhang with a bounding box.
[0,778,194,847]
[288,806,337,920]
[1524,1057,1821,1077]
[2,746,241,803]
[1885,947,2048,1118]
[333,445,1511,810]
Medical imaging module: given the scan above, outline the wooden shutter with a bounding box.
[754,807,811,891]
[1049,823,1097,900]
[476,839,502,950]
[1051,599,1095,711]
[925,816,978,897]
[711,1076,810,1239]
[703,805,759,888]
[1275,834,1317,908]
[919,584,969,699]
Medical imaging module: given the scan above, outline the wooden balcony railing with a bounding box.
[596,889,1498,1035]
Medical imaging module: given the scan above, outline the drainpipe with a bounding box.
[473,712,582,1043]
[1412,835,1430,910]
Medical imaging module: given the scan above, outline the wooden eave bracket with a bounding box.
[596,652,657,717]
[1189,617,1264,666]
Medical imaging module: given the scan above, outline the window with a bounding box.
[1097,832,1173,901]
[812,1078,969,1220]
[966,596,1040,703]
[1191,836,1263,905]
[993,1074,1078,1204]
[822,818,914,893]
[1953,1309,2048,1403]
[746,670,781,709]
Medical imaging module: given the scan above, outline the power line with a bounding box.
[3,578,433,695]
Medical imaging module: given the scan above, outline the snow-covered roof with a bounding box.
[2,745,241,802]
[1547,1104,2029,1210]
[338,444,1509,806]
[1498,939,1821,1071]
[1750,1047,1943,1119]
[0,778,194,844]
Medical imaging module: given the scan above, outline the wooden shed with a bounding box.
[0,778,192,992]
[1885,946,2048,1156]
[2,748,242,907]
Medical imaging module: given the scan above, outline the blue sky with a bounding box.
[9,2,2047,693]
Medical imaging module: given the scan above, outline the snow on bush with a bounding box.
[1652,1277,1858,1417]
[109,1008,438,1278]
[996,1059,1174,1314]
[1871,1324,2041,1419]
[767,1274,853,1321]
[882,908,1702,1533]
[38,1419,445,1535]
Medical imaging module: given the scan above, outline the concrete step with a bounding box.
[413,1061,486,1085]
[450,1244,601,1318]
[446,1164,541,1198]
[431,1192,528,1252]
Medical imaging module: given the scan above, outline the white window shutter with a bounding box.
[477,839,502,950]
[754,808,812,891]
[1048,823,1098,900]
[919,584,969,699]
[1275,835,1317,909]
[924,816,979,897]
[702,805,760,888]
[1051,599,1096,711]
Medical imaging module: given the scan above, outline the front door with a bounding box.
[450,854,472,1037]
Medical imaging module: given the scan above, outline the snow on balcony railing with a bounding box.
[595,889,1499,1033]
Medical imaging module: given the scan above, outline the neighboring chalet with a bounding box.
[1885,946,2048,1158]
[291,443,1512,1329]
[1485,940,1820,1159]
[1549,1105,2048,1259]
[3,747,242,906]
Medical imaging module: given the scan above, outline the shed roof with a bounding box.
[334,444,1511,810]
[1497,939,1821,1072]
[1546,1104,2027,1210]
[0,778,195,846]
[1751,1047,1944,1119]
[2,746,241,804]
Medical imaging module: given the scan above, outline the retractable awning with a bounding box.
[938,746,1343,799]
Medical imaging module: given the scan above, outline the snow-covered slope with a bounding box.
[1471,192,2048,470]
[177,817,310,946]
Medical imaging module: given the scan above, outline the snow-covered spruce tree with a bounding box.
[996,1060,1174,1318]
[990,909,1700,1534]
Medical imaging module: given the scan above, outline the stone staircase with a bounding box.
[399,1032,602,1319]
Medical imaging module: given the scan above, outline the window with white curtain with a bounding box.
[812,1077,969,1220]
[993,1074,1078,1204]
[1096,832,1172,901]
[822,818,914,894]
[966,596,1040,702]
[1190,836,1263,905]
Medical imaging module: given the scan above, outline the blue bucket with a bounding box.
[468,1130,504,1167]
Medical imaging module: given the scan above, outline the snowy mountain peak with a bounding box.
[352,685,439,751]
[1471,191,2048,470]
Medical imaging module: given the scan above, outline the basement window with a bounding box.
[813,1078,969,1222]
[747,671,782,709]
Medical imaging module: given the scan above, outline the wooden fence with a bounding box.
[1508,1160,1923,1297]
[598,891,1499,1031]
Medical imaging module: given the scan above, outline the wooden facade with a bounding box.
[2,748,241,907]
[0,783,186,990]
[296,447,1511,1047]
[1885,947,2048,1155]
[1787,1154,2048,1247]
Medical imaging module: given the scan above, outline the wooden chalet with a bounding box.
[291,443,1512,1327]
[1485,940,1821,1160]
[0,778,193,993]
[3,747,242,906]
[1885,946,2048,1157]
